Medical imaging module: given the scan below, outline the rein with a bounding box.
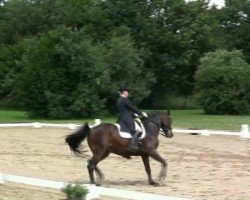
[159,130,166,137]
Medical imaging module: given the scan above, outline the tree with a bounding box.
[218,0,250,62]
[2,0,247,114]
[0,42,26,101]
[10,26,110,118]
[3,25,152,117]
[104,28,155,111]
[101,0,219,104]
[0,0,113,45]
[149,0,219,99]
[0,0,64,45]
[195,49,250,115]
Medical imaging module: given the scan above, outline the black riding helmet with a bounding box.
[119,86,129,93]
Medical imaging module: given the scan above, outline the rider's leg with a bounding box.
[129,130,141,150]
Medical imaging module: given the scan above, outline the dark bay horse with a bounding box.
[65,111,173,186]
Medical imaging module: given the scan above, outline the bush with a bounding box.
[10,26,110,118]
[62,183,89,200]
[195,49,250,115]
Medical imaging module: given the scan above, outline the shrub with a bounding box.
[11,26,109,118]
[195,49,250,115]
[62,183,89,200]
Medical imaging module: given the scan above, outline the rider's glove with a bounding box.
[142,112,148,118]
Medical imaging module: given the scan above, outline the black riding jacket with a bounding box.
[117,95,142,134]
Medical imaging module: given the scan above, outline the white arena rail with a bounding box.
[0,119,101,129]
[0,120,249,138]
[173,124,250,138]
[0,173,191,200]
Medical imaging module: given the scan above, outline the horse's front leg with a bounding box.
[148,150,168,182]
[141,155,158,186]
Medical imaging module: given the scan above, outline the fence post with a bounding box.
[201,129,210,136]
[68,124,77,129]
[0,172,4,184]
[241,124,250,138]
[33,122,42,128]
[85,184,99,200]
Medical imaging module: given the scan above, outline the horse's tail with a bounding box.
[65,122,90,157]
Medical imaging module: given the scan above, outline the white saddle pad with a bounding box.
[115,122,146,139]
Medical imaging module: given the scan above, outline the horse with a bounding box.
[65,111,173,186]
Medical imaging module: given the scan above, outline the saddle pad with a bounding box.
[115,122,146,139]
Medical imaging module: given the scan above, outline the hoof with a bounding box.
[149,181,159,186]
[96,177,105,184]
[95,182,101,186]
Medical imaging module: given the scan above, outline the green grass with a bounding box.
[0,110,115,124]
[0,110,29,122]
[0,109,249,131]
[171,110,250,131]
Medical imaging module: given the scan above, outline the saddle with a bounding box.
[115,119,146,139]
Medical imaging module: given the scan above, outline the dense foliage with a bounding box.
[195,50,250,115]
[5,26,151,118]
[0,0,250,117]
[12,27,111,118]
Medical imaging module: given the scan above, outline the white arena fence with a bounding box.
[0,173,191,200]
[0,119,249,138]
[0,119,249,199]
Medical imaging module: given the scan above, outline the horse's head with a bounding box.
[160,111,173,138]
[146,111,173,138]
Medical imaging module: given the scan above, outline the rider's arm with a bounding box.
[123,98,143,116]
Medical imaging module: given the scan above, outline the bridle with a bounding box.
[145,116,172,137]
[159,129,166,137]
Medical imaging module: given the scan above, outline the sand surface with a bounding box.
[0,127,250,200]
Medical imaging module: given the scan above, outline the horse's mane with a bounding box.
[147,110,169,120]
[148,110,168,115]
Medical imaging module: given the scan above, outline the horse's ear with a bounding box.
[167,110,170,116]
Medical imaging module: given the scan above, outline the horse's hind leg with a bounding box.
[87,152,109,185]
[87,159,96,184]
[95,165,105,181]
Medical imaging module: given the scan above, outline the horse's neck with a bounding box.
[144,117,160,137]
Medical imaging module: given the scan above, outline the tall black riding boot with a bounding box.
[128,131,141,151]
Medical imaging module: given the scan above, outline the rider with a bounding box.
[117,86,147,150]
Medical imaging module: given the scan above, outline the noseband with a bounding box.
[161,126,172,137]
